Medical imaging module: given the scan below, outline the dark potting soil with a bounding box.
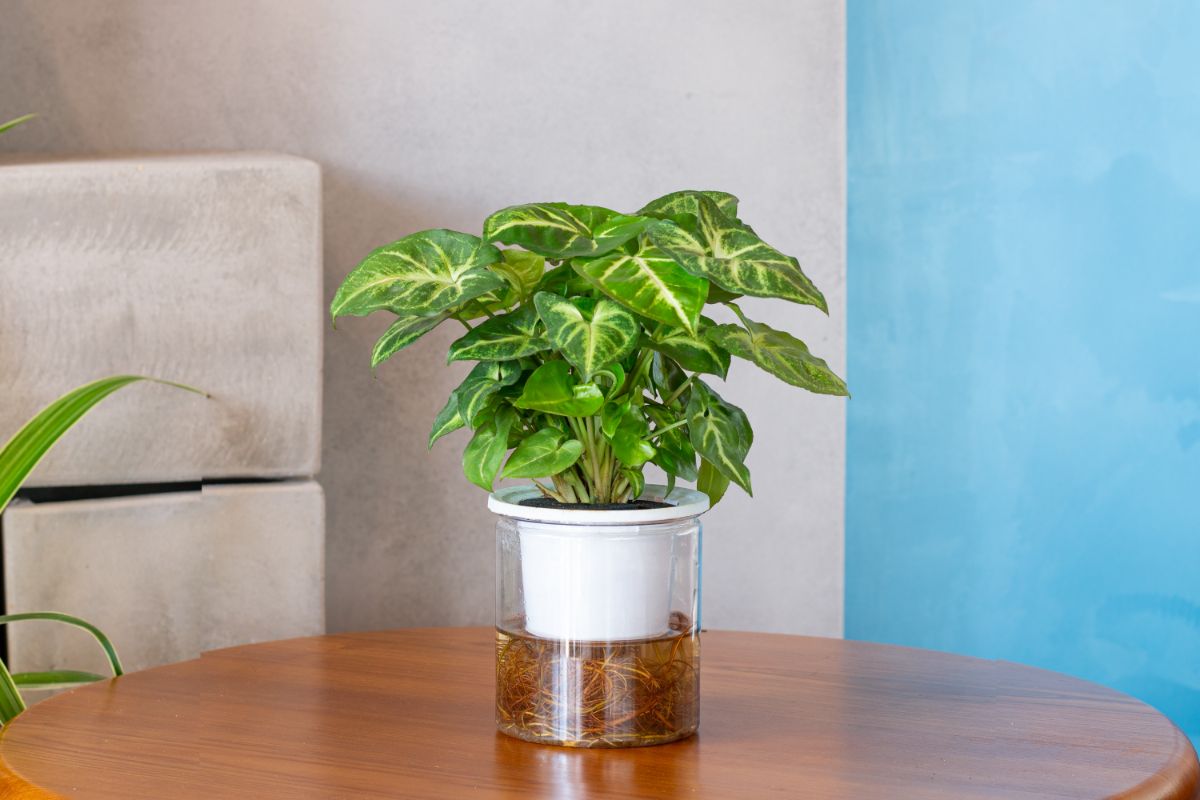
[518,497,672,511]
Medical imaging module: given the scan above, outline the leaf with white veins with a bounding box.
[707,314,848,395]
[372,312,450,368]
[687,380,753,494]
[534,292,638,380]
[484,203,653,259]
[447,305,550,362]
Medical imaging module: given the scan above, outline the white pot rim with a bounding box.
[488,483,709,525]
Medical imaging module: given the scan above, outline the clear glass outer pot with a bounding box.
[491,484,708,748]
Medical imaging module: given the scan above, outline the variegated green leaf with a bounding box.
[492,249,545,301]
[638,189,740,221]
[512,361,604,417]
[537,262,594,296]
[647,199,827,312]
[622,466,646,499]
[502,428,583,478]
[707,314,848,396]
[330,229,504,319]
[697,457,731,505]
[572,237,708,335]
[687,380,753,494]
[462,407,516,491]
[646,316,730,377]
[483,203,654,259]
[428,392,465,448]
[533,292,638,380]
[456,361,521,427]
[646,406,698,481]
[447,305,550,363]
[651,352,691,407]
[12,670,106,691]
[372,312,449,368]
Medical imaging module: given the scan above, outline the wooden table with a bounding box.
[0,628,1195,799]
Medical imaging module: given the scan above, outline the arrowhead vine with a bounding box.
[331,190,848,504]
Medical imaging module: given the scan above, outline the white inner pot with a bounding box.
[490,485,709,642]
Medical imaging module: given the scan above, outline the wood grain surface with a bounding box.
[0,628,1195,799]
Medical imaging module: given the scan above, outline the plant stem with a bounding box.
[650,418,688,439]
[663,373,696,407]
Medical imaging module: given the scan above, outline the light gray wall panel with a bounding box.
[0,0,846,636]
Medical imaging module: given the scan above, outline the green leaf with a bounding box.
[647,316,731,378]
[462,407,516,491]
[502,428,583,479]
[572,237,708,335]
[621,466,646,500]
[0,113,36,136]
[428,392,465,448]
[491,249,546,302]
[646,406,698,481]
[609,411,656,469]
[0,376,205,515]
[12,670,106,691]
[638,189,740,221]
[512,361,604,417]
[447,305,550,363]
[456,361,521,427]
[697,457,731,505]
[537,262,594,296]
[651,353,691,407]
[483,203,653,259]
[686,380,753,494]
[330,229,504,319]
[534,292,639,380]
[707,313,848,395]
[372,312,449,368]
[647,198,828,312]
[0,660,23,724]
[601,397,631,438]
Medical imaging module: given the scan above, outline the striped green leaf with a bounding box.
[646,316,731,378]
[534,292,638,380]
[12,670,106,691]
[429,392,465,448]
[502,428,583,479]
[0,376,205,514]
[571,237,708,335]
[687,380,753,494]
[484,203,653,259]
[456,361,521,427]
[697,457,731,505]
[0,113,36,136]
[330,229,504,319]
[707,311,848,396]
[513,361,604,417]
[447,305,550,363]
[372,312,449,369]
[638,189,740,221]
[462,406,516,491]
[647,198,828,312]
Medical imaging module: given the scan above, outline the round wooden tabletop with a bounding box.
[0,628,1195,799]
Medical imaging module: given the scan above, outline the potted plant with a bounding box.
[331,190,847,747]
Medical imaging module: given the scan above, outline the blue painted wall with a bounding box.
[846,0,1200,740]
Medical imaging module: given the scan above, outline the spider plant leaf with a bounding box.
[372,311,450,369]
[512,361,604,417]
[647,197,827,312]
[12,670,106,691]
[502,428,583,479]
[330,229,504,320]
[686,380,753,494]
[0,612,124,677]
[707,316,848,396]
[447,305,551,363]
[534,292,638,380]
[571,237,708,335]
[483,202,653,259]
[0,376,205,515]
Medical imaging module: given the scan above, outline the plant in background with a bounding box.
[0,377,204,723]
[0,113,36,135]
[331,190,847,505]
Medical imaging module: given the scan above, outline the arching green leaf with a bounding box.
[638,189,740,221]
[707,314,848,395]
[330,229,504,319]
[646,316,731,378]
[11,670,105,691]
[687,380,753,494]
[512,361,604,417]
[462,407,516,491]
[447,305,550,363]
[572,237,708,335]
[372,312,449,368]
[456,361,521,427]
[502,428,583,478]
[428,392,465,448]
[647,199,827,312]
[483,203,653,259]
[534,292,638,380]
[0,114,36,136]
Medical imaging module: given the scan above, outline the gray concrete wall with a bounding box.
[0,0,846,636]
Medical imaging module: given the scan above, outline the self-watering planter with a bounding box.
[491,485,708,748]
